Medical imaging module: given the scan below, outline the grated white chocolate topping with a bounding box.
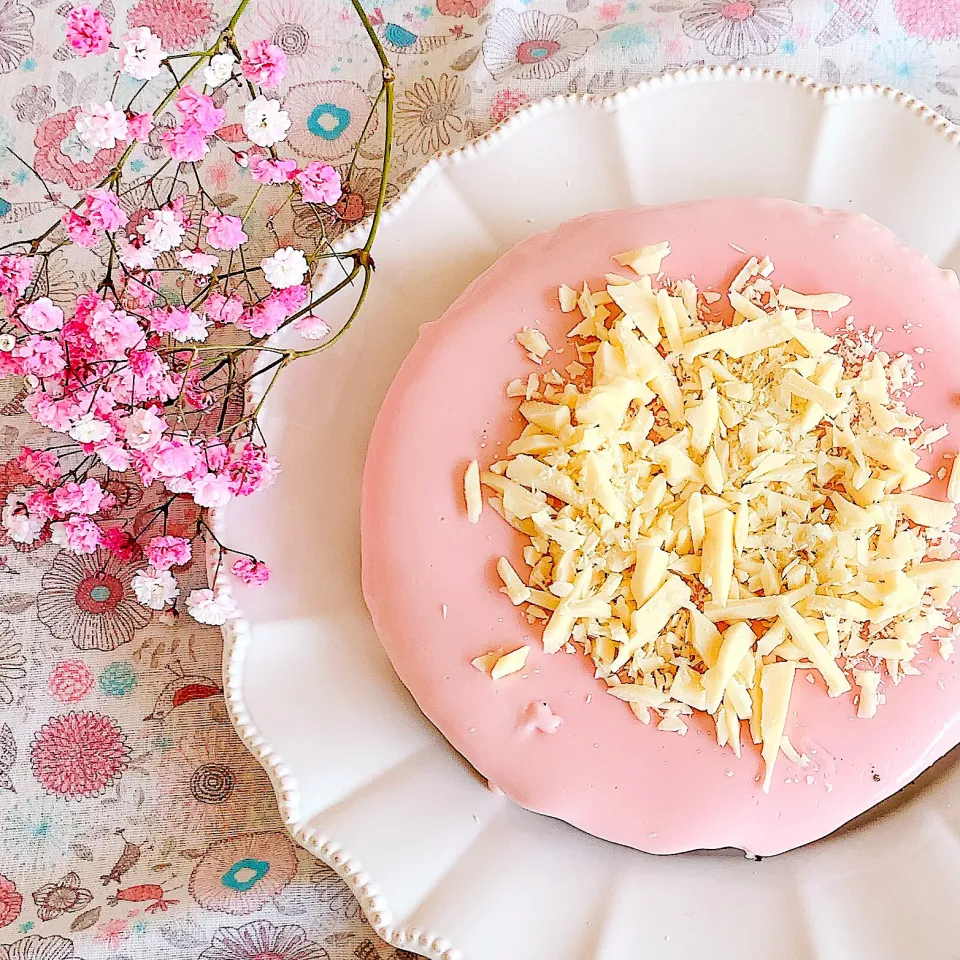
[477,243,960,792]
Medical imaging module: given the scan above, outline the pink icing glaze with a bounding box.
[361,198,960,857]
[520,701,563,735]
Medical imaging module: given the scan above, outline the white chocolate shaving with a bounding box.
[464,459,482,524]
[614,241,671,276]
[516,326,551,363]
[490,645,530,680]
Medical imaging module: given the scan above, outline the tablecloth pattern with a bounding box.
[1,0,960,956]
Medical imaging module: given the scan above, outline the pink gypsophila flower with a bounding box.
[21,297,64,332]
[162,125,209,162]
[24,394,78,432]
[231,556,270,586]
[18,448,61,484]
[89,303,144,359]
[110,348,173,404]
[66,4,111,56]
[62,209,101,248]
[84,188,128,232]
[14,336,66,376]
[95,440,132,471]
[51,515,103,554]
[237,298,286,338]
[150,306,209,343]
[0,255,34,299]
[138,206,185,253]
[146,534,191,570]
[272,284,306,313]
[228,441,280,496]
[297,162,342,205]
[118,26,164,80]
[126,111,153,141]
[102,527,139,561]
[203,292,243,325]
[123,273,159,308]
[74,101,128,151]
[122,406,165,450]
[192,472,232,507]
[25,489,55,520]
[175,87,225,135]
[250,156,298,184]
[203,213,247,251]
[52,478,106,516]
[152,437,202,477]
[293,312,330,340]
[186,587,236,625]
[241,40,287,88]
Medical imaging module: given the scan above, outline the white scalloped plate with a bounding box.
[216,68,960,960]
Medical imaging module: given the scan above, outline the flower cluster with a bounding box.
[1,0,393,623]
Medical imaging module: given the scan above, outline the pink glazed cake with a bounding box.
[361,198,960,857]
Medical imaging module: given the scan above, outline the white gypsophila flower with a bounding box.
[74,101,128,151]
[139,209,185,253]
[132,569,179,610]
[243,96,291,147]
[0,335,14,352]
[116,238,157,270]
[204,52,236,88]
[261,246,308,289]
[68,412,113,444]
[293,313,330,340]
[170,311,211,344]
[186,588,237,625]
[1,493,43,544]
[176,249,218,276]
[118,27,165,80]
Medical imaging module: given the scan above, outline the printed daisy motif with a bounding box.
[236,0,332,85]
[894,0,960,41]
[37,549,152,652]
[0,935,86,960]
[681,0,793,60]
[200,920,330,960]
[189,832,298,915]
[481,8,597,82]
[867,38,938,95]
[2,794,72,872]
[30,872,93,922]
[156,725,276,840]
[0,621,26,705]
[308,863,363,919]
[30,711,130,800]
[0,0,33,75]
[284,80,377,162]
[126,0,216,49]
[0,874,22,929]
[395,73,467,156]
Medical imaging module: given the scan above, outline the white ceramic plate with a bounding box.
[217,68,960,960]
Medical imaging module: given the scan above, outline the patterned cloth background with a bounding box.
[1,0,960,956]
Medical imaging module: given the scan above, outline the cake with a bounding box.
[361,198,960,857]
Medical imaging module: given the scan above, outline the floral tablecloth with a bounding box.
[1,0,960,957]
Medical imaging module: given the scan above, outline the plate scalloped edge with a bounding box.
[212,66,960,960]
